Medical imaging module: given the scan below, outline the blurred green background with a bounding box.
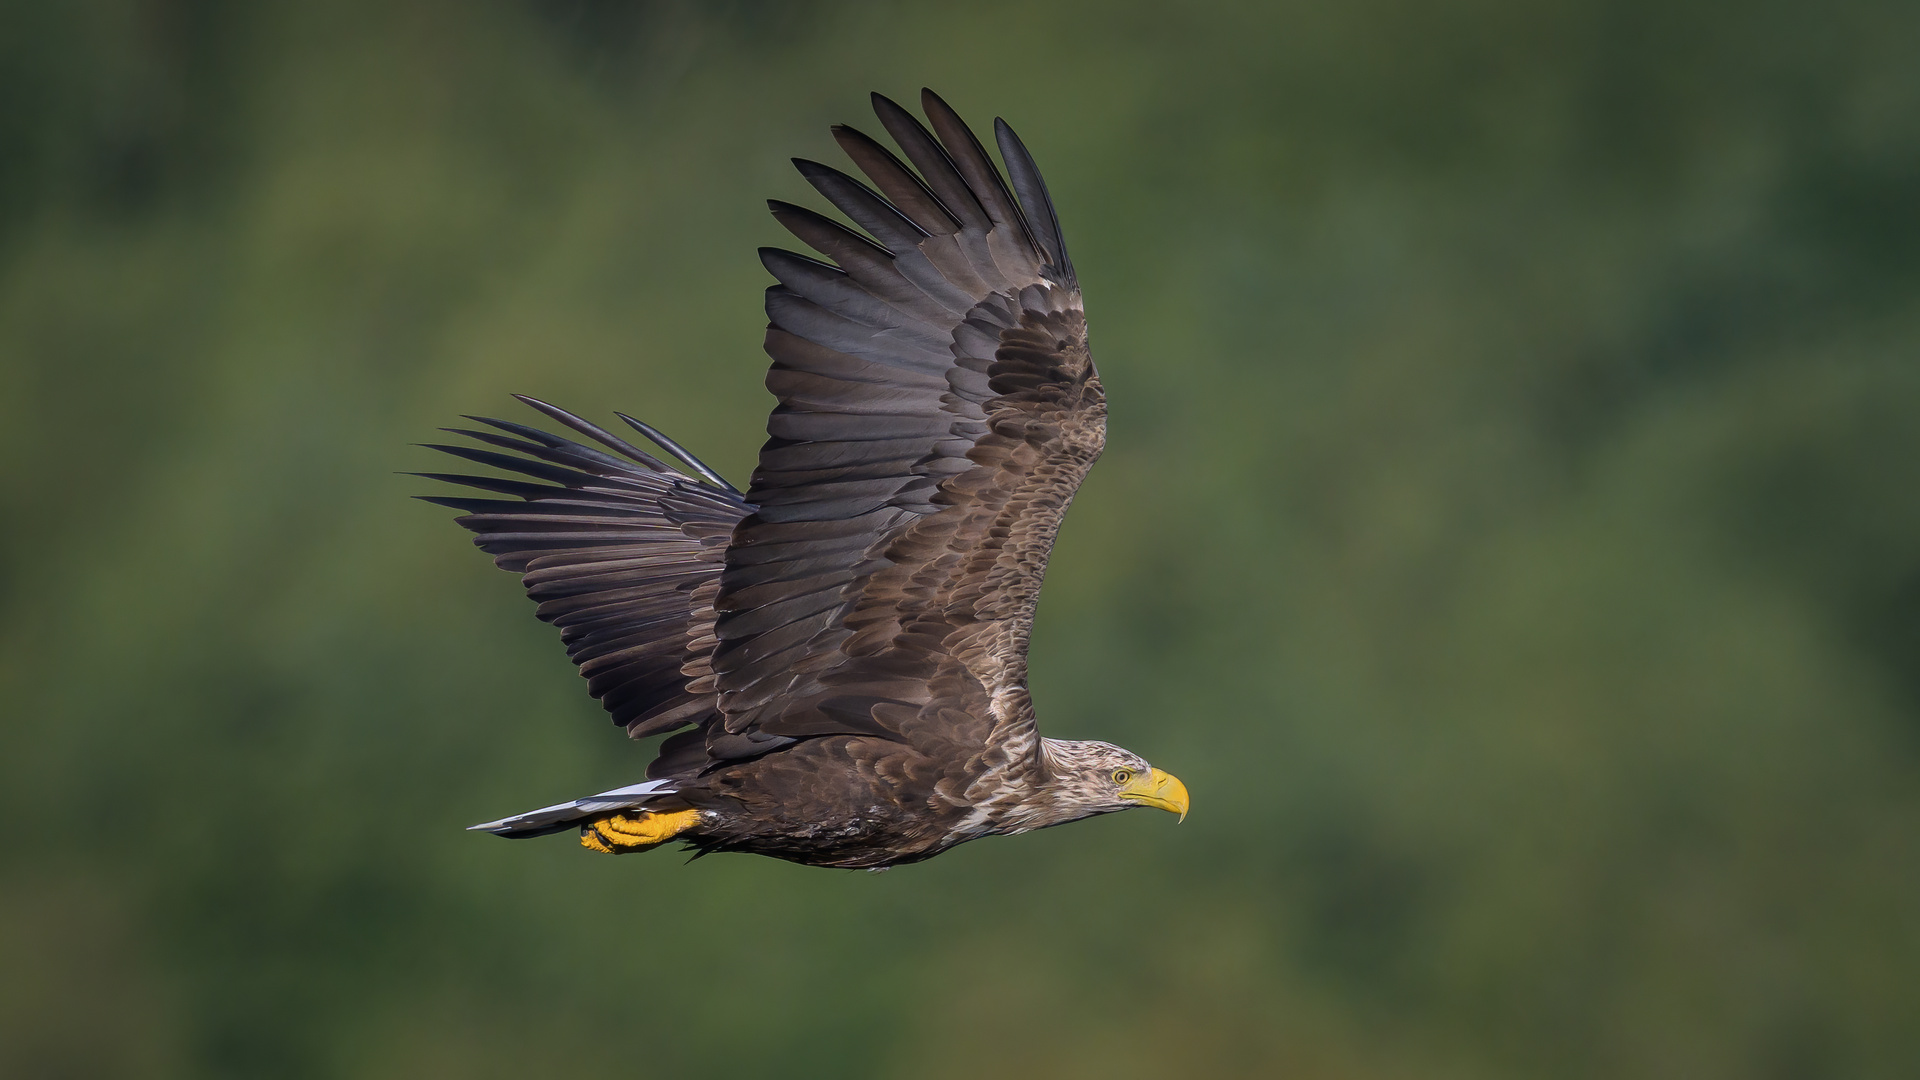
[4,1,1918,1076]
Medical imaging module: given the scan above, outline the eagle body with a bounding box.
[427,91,1187,870]
[675,733,1034,870]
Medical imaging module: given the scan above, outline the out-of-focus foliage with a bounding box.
[3,0,1917,1076]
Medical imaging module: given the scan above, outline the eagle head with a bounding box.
[1037,738,1190,823]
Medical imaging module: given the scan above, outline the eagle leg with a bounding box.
[579,808,702,854]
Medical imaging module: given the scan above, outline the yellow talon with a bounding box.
[579,808,701,854]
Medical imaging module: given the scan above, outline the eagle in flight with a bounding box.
[422,90,1188,870]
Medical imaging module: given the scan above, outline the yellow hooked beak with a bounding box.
[1119,767,1190,822]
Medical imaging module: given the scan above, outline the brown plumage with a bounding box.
[425,90,1187,870]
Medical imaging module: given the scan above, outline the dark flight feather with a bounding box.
[920,88,1044,263]
[870,92,990,232]
[993,118,1076,288]
[793,158,930,251]
[423,410,749,737]
[831,124,962,236]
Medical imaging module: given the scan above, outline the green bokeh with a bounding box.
[4,1,1918,1076]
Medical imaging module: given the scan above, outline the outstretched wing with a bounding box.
[420,397,751,738]
[705,90,1102,768]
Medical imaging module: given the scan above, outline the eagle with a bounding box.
[421,89,1188,870]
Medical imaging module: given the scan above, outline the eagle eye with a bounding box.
[1111,768,1133,785]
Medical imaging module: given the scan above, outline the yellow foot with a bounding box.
[580,807,702,854]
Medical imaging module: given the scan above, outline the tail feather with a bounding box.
[468,779,680,838]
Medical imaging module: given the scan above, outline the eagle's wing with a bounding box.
[420,398,751,738]
[704,90,1102,768]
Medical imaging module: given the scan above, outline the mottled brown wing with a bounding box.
[421,397,751,738]
[704,90,1102,767]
